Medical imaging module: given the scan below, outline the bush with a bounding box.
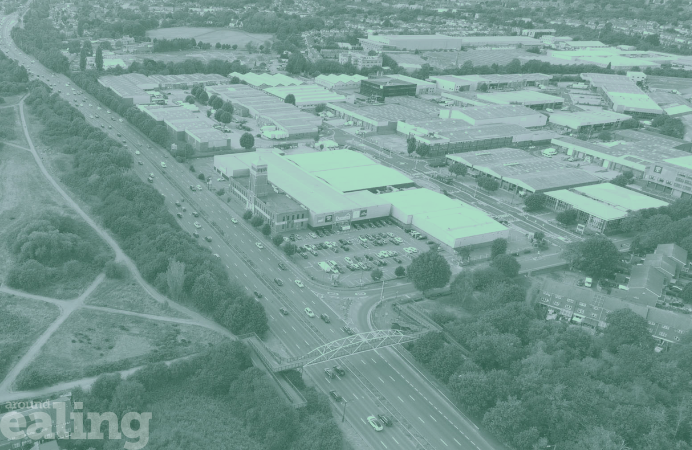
[556,209,578,226]
[395,266,406,277]
[104,261,129,279]
[198,173,205,181]
[250,215,264,227]
[189,165,195,172]
[243,210,253,220]
[272,235,284,246]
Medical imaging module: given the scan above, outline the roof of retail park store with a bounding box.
[327,97,442,126]
[285,150,414,193]
[553,136,689,168]
[215,152,392,215]
[446,148,602,192]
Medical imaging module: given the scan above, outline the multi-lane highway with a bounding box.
[0,11,499,450]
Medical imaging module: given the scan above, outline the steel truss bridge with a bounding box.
[244,329,427,373]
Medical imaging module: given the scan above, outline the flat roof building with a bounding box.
[326,97,440,133]
[148,73,229,89]
[548,110,632,131]
[186,128,231,152]
[379,188,509,248]
[386,74,437,95]
[165,117,217,140]
[445,104,547,128]
[428,73,551,92]
[446,147,602,194]
[544,183,668,233]
[552,136,688,177]
[601,83,663,118]
[643,155,692,199]
[360,77,417,102]
[359,34,541,51]
[613,129,692,152]
[476,90,564,110]
[98,75,151,105]
[264,84,346,107]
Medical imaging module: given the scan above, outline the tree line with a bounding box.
[63,341,344,450]
[0,50,29,96]
[23,82,268,336]
[152,38,211,53]
[10,1,69,74]
[405,251,692,450]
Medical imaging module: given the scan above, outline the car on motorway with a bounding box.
[192,211,199,217]
[175,201,181,207]
[278,262,287,270]
[196,185,202,191]
[329,390,342,402]
[274,278,284,286]
[161,162,167,168]
[305,307,315,318]
[213,253,220,258]
[295,280,304,288]
[367,416,384,432]
[333,365,345,376]
[231,218,238,224]
[377,414,391,427]
[256,242,264,249]
[205,236,212,242]
[135,150,140,155]
[320,313,330,323]
[253,291,263,299]
[138,161,143,165]
[192,232,199,238]
[279,307,289,315]
[176,212,183,218]
[342,326,355,335]
[325,368,335,378]
[194,222,202,229]
[147,176,154,183]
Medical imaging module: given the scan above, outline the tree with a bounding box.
[245,41,257,53]
[232,44,238,50]
[556,209,579,226]
[221,102,234,114]
[533,231,545,242]
[598,130,613,141]
[681,283,692,304]
[198,173,206,181]
[478,83,488,92]
[564,236,622,279]
[250,215,264,227]
[243,210,253,220]
[219,111,232,124]
[415,142,430,157]
[371,268,383,281]
[284,242,297,257]
[284,94,296,105]
[477,177,499,192]
[240,132,255,150]
[79,48,86,71]
[407,251,452,293]
[166,259,185,301]
[261,223,272,236]
[185,95,196,104]
[272,235,284,246]
[95,46,103,71]
[456,246,472,262]
[448,163,467,177]
[490,238,508,259]
[211,96,224,109]
[315,103,326,113]
[490,254,521,278]
[604,308,655,352]
[395,266,406,277]
[523,193,546,212]
[620,118,639,129]
[406,136,417,155]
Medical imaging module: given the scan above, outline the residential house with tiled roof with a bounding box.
[655,243,688,272]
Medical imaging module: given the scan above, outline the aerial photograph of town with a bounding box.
[4,0,692,449]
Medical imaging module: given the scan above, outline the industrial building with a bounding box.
[380,188,509,248]
[446,148,601,194]
[539,278,691,345]
[558,40,608,50]
[98,75,151,105]
[601,83,663,118]
[544,183,668,233]
[643,155,692,199]
[263,84,346,107]
[207,85,322,139]
[476,90,564,110]
[552,136,689,178]
[338,52,383,70]
[359,34,541,51]
[360,77,418,102]
[548,110,632,132]
[521,29,556,39]
[147,73,229,89]
[613,129,692,152]
[315,74,367,90]
[385,75,437,95]
[186,128,231,152]
[428,73,552,92]
[326,97,440,133]
[446,104,547,127]
[165,117,217,140]
[228,72,303,89]
[213,151,396,231]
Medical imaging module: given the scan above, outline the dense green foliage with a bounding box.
[6,213,111,291]
[409,263,692,450]
[11,2,69,74]
[523,193,546,212]
[65,342,344,450]
[622,198,692,255]
[407,250,451,292]
[0,51,29,95]
[22,83,267,336]
[564,236,622,280]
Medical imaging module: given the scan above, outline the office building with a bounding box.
[360,77,418,102]
[339,52,383,70]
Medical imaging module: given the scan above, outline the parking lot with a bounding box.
[286,218,435,287]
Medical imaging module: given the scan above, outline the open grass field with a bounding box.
[423,49,534,69]
[14,308,229,390]
[0,293,60,383]
[85,275,189,319]
[146,27,272,47]
[0,100,28,148]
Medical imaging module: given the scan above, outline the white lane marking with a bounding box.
[418,417,424,423]
[397,396,404,402]
[430,415,437,422]
[389,375,395,381]
[454,439,461,446]
[440,439,448,447]
[380,442,387,449]
[378,377,384,383]
[409,395,415,401]
[392,438,399,445]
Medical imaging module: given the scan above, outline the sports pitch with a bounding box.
[146,27,272,47]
